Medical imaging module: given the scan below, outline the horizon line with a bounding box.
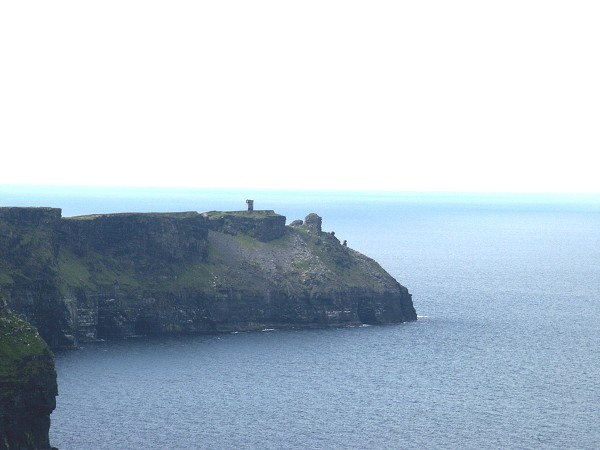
[2,183,600,197]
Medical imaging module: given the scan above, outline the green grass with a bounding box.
[0,272,13,286]
[18,229,55,261]
[0,310,55,402]
[58,248,141,294]
[203,210,280,219]
[286,227,383,289]
[66,211,201,220]
[230,232,261,249]
[89,260,140,288]
[173,263,215,291]
[58,248,92,288]
[0,313,48,379]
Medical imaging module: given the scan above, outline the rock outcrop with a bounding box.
[202,210,286,242]
[0,207,416,348]
[0,296,58,450]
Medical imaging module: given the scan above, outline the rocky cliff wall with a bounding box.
[202,210,287,242]
[62,212,209,263]
[0,208,72,348]
[1,208,416,348]
[58,212,213,343]
[0,297,57,450]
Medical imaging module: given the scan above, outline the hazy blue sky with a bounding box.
[1,1,598,193]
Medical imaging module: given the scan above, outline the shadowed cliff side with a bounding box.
[0,295,58,450]
[1,207,416,347]
[0,208,71,349]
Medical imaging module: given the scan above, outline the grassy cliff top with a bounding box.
[65,211,200,220]
[0,307,51,384]
[202,210,281,219]
[65,210,282,221]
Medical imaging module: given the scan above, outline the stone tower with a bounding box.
[304,213,322,233]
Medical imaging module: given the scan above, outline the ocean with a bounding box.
[3,187,599,449]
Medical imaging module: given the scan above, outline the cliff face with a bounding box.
[0,207,416,347]
[0,208,72,349]
[0,297,57,450]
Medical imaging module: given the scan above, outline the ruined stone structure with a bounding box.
[304,213,323,234]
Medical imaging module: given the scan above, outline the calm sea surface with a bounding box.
[4,187,599,449]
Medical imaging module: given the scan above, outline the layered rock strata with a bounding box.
[0,207,416,348]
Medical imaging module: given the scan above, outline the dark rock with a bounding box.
[0,207,73,349]
[202,210,286,242]
[0,296,58,450]
[61,212,209,264]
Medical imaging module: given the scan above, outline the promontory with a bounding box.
[0,205,416,349]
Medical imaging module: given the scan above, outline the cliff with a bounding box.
[0,206,416,348]
[0,208,70,349]
[0,296,58,450]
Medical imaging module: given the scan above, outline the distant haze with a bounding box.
[1,2,598,193]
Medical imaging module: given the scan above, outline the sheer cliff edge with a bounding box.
[0,295,58,450]
[0,207,416,348]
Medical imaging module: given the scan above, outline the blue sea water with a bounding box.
[3,187,599,449]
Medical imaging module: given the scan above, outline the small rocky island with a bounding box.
[0,204,416,349]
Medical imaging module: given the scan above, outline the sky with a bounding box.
[1,1,599,193]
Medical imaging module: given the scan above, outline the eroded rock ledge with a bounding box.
[0,206,416,348]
